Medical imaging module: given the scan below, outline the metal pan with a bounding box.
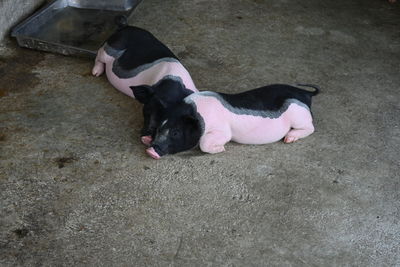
[11,0,142,57]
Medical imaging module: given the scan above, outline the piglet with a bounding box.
[145,84,320,159]
[92,17,198,144]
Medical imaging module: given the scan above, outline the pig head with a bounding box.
[130,77,195,145]
[146,84,320,159]
[146,101,203,159]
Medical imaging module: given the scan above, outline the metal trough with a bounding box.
[11,0,142,57]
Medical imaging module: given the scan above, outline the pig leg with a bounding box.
[200,131,231,154]
[140,112,159,146]
[92,60,105,76]
[284,122,315,143]
[141,136,153,146]
[140,123,154,146]
[140,126,154,146]
[92,49,105,77]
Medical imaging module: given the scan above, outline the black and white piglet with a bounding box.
[145,84,320,159]
[92,16,198,145]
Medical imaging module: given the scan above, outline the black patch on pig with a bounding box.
[105,26,178,71]
[217,84,319,111]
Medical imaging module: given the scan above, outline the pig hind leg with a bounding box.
[284,125,314,143]
[200,130,231,154]
[284,112,315,143]
[92,60,105,76]
[92,50,105,76]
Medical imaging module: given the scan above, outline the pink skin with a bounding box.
[92,46,197,98]
[146,147,160,159]
[141,135,152,146]
[187,93,315,154]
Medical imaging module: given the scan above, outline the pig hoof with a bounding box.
[207,145,225,154]
[284,135,298,143]
[92,65,104,76]
[141,135,152,146]
[146,147,161,159]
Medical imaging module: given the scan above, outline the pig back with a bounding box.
[102,43,197,97]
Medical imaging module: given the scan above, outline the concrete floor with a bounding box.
[1,0,399,266]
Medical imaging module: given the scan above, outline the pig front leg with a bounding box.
[140,114,153,145]
[140,126,155,146]
[200,131,231,154]
[140,109,159,146]
[140,124,155,147]
[92,49,105,77]
[141,135,153,146]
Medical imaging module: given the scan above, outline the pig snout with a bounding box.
[146,147,161,159]
[146,142,169,159]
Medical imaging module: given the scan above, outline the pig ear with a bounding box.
[152,80,191,108]
[130,85,154,104]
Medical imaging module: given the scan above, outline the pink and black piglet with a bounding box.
[92,17,198,145]
[146,84,320,159]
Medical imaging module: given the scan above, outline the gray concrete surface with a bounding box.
[0,0,46,44]
[1,0,400,266]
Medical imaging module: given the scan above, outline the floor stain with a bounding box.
[0,47,45,97]
[55,156,77,168]
[80,70,93,77]
[12,228,29,238]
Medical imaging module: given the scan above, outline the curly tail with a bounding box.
[296,84,320,96]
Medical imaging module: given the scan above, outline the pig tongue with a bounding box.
[146,147,161,159]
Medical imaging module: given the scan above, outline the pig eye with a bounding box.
[171,129,180,137]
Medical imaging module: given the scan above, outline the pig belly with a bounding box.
[105,60,197,98]
[230,115,291,144]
